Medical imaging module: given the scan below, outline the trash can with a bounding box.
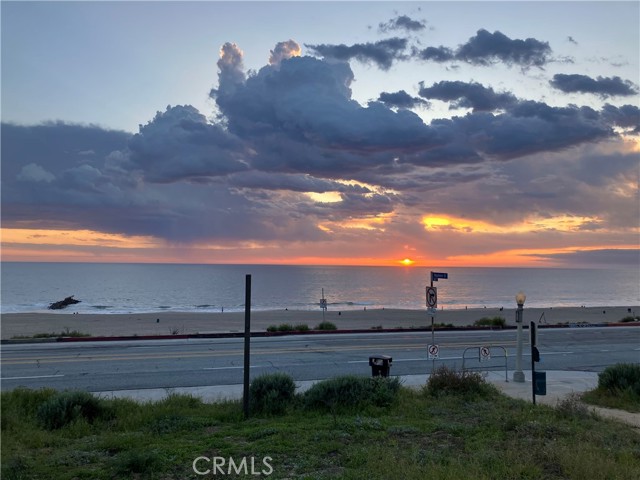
[369,355,392,377]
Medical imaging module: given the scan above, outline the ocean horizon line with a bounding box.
[3,260,638,270]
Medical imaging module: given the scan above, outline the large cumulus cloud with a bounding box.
[2,24,638,262]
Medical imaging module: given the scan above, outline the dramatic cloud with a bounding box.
[128,105,249,183]
[211,42,246,97]
[212,49,445,167]
[2,18,638,267]
[269,40,302,66]
[378,15,426,33]
[451,102,613,160]
[417,29,552,67]
[418,81,518,111]
[305,37,409,70]
[550,74,639,97]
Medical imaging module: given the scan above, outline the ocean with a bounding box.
[1,263,638,315]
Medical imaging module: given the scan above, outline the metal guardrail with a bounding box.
[462,346,509,382]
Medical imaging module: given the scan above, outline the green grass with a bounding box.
[11,328,91,339]
[2,384,640,479]
[316,321,337,331]
[581,363,640,412]
[473,316,506,328]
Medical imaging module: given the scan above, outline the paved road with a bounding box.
[1,327,638,393]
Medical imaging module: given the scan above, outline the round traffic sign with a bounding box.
[480,346,491,360]
[426,287,437,307]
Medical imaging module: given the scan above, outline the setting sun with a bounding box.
[400,258,415,266]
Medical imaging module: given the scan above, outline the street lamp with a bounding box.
[513,291,526,383]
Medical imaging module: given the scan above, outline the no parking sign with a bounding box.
[428,344,439,360]
[480,346,491,361]
[426,287,437,308]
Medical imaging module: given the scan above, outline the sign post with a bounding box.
[530,320,545,404]
[428,271,448,370]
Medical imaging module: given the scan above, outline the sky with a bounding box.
[1,0,639,268]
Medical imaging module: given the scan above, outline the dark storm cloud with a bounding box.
[600,104,640,133]
[128,105,249,183]
[377,90,429,109]
[3,32,638,248]
[305,37,409,70]
[378,15,426,33]
[418,81,518,111]
[1,122,330,243]
[550,74,639,97]
[451,103,612,160]
[212,53,445,163]
[417,29,552,67]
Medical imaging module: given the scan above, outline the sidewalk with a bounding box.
[94,370,597,404]
[93,370,639,428]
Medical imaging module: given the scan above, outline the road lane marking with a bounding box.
[1,341,520,365]
[2,374,64,381]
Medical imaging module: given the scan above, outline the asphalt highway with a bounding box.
[1,327,638,393]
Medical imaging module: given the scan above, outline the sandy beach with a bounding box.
[1,306,638,339]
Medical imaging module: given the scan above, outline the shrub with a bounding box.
[1,456,30,480]
[555,393,591,420]
[315,321,337,331]
[424,366,497,398]
[113,449,164,476]
[597,363,640,397]
[1,387,57,419]
[266,325,278,332]
[304,375,401,412]
[277,323,294,332]
[36,391,111,430]
[294,323,310,332]
[474,317,506,328]
[249,373,296,415]
[620,316,639,323]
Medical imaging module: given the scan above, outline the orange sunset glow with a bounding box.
[2,3,638,271]
[2,225,637,268]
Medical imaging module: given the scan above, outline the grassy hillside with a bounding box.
[2,376,639,479]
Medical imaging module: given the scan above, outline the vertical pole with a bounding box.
[243,274,251,419]
[430,272,434,370]
[322,288,325,322]
[531,320,536,405]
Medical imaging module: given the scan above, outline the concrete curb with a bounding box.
[2,321,638,344]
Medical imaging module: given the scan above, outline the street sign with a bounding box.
[431,272,448,282]
[428,344,439,360]
[320,298,327,310]
[427,307,438,315]
[426,287,437,308]
[480,346,491,361]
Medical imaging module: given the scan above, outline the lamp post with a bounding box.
[513,291,526,383]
